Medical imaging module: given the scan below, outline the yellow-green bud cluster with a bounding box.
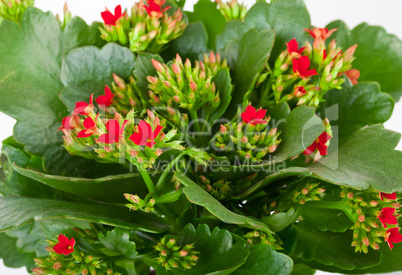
[216,0,247,21]
[214,121,281,162]
[340,188,401,253]
[124,193,155,212]
[291,183,325,205]
[243,230,276,246]
[0,0,33,22]
[198,175,231,200]
[155,237,199,270]
[111,74,145,116]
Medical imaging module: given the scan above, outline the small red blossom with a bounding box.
[292,56,318,78]
[378,207,398,228]
[303,131,331,156]
[58,115,78,131]
[304,27,337,41]
[144,0,171,18]
[385,227,402,249]
[101,5,125,26]
[74,94,94,115]
[77,116,98,138]
[294,86,307,97]
[129,120,163,148]
[53,234,75,256]
[345,69,360,85]
[98,119,128,144]
[381,192,397,201]
[241,105,267,125]
[286,38,305,58]
[96,85,115,107]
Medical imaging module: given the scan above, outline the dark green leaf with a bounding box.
[0,196,169,233]
[0,233,35,268]
[186,0,226,49]
[156,224,250,275]
[291,264,316,275]
[327,20,402,102]
[60,43,136,111]
[318,81,394,145]
[209,68,233,122]
[261,208,300,232]
[5,223,48,257]
[12,164,149,203]
[301,206,353,232]
[216,20,249,53]
[98,228,138,259]
[175,172,273,234]
[0,8,104,173]
[232,244,293,275]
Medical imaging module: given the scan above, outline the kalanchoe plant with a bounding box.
[1,0,402,274]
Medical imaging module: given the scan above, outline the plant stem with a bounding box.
[189,110,201,132]
[156,151,187,191]
[138,166,157,195]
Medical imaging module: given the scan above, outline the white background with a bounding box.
[1,0,402,274]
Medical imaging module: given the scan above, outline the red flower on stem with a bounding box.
[58,115,79,131]
[144,0,171,18]
[304,27,337,41]
[292,56,318,78]
[101,5,125,26]
[381,192,397,201]
[53,234,75,256]
[129,120,163,148]
[286,38,305,58]
[241,105,267,126]
[378,207,398,228]
[74,94,94,115]
[77,116,98,138]
[345,69,360,85]
[294,86,307,97]
[98,119,128,144]
[96,85,115,107]
[303,131,331,156]
[385,227,402,249]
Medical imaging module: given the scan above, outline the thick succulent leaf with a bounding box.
[232,244,293,275]
[318,81,394,145]
[291,222,381,271]
[220,29,275,118]
[0,8,104,173]
[186,0,226,49]
[301,207,353,233]
[261,208,300,232]
[98,228,138,259]
[156,224,250,275]
[60,43,136,111]
[327,20,402,102]
[12,164,149,203]
[0,233,35,269]
[175,172,273,234]
[0,197,169,233]
[5,223,48,257]
[291,264,316,275]
[209,68,233,122]
[161,22,208,62]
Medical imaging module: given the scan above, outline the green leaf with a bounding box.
[98,228,138,259]
[327,20,402,101]
[161,22,208,62]
[186,0,226,49]
[12,164,149,203]
[60,43,136,111]
[156,224,250,275]
[291,222,381,270]
[301,206,353,233]
[0,8,104,173]
[215,20,248,53]
[0,196,169,233]
[261,208,300,232]
[232,244,293,275]
[209,68,233,122]
[174,172,273,234]
[291,264,316,275]
[0,233,35,268]
[5,223,48,257]
[220,29,275,118]
[318,81,394,145]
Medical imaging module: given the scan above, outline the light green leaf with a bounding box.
[261,208,300,232]
[209,68,233,122]
[5,223,48,257]
[98,228,138,259]
[0,233,35,269]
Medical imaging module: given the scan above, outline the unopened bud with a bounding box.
[189,81,197,92]
[151,59,164,72]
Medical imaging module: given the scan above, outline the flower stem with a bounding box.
[189,110,201,132]
[156,151,187,191]
[138,166,157,195]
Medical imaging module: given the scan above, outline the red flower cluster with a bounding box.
[96,86,115,107]
[286,37,317,78]
[53,234,75,256]
[376,192,402,249]
[129,120,164,148]
[144,0,171,18]
[303,131,331,156]
[241,105,267,126]
[286,38,305,59]
[101,5,125,26]
[305,27,337,41]
[98,119,128,144]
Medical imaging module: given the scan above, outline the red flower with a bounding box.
[378,207,398,228]
[304,27,337,41]
[101,5,125,26]
[286,38,305,58]
[98,119,128,144]
[381,192,397,201]
[77,116,98,138]
[96,85,115,107]
[303,131,331,156]
[129,120,163,148]
[58,116,78,131]
[345,69,360,85]
[53,234,75,256]
[385,228,402,249]
[292,56,317,78]
[74,94,94,115]
[293,86,307,97]
[241,105,267,125]
[144,0,171,18]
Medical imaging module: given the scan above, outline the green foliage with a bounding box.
[0,233,35,269]
[98,228,138,259]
